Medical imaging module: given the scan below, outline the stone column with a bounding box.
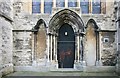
[32,33,37,66]
[53,35,56,61]
[47,33,50,62]
[77,34,80,62]
[80,33,86,66]
[95,31,102,66]
[50,34,53,62]
[95,31,99,65]
[80,36,82,61]
[55,35,58,62]
[75,34,77,62]
[98,32,102,65]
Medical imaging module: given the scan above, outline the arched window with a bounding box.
[56,0,65,7]
[80,0,89,14]
[44,0,53,14]
[92,0,101,14]
[68,0,77,7]
[32,0,41,13]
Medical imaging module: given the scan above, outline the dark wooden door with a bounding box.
[57,23,75,68]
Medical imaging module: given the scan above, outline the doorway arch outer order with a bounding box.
[49,9,84,33]
[48,9,85,68]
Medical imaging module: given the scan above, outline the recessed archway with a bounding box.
[48,9,85,68]
[48,9,84,68]
[85,19,99,66]
[32,19,47,63]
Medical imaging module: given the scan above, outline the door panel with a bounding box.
[57,23,75,68]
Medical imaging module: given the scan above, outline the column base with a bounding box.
[32,61,37,66]
[80,61,86,66]
[95,60,103,66]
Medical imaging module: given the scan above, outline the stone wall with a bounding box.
[13,0,50,66]
[0,18,2,78]
[0,0,13,77]
[115,0,120,75]
[100,32,116,66]
[12,13,50,66]
[13,31,32,66]
[12,0,117,69]
[0,16,13,78]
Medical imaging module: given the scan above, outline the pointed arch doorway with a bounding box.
[48,9,85,69]
[57,23,75,68]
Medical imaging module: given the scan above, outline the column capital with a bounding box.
[47,32,54,35]
[80,32,85,36]
[75,32,80,36]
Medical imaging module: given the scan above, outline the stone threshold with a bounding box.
[14,66,116,73]
[50,68,82,72]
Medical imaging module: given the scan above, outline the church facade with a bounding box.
[1,0,120,77]
[12,0,117,72]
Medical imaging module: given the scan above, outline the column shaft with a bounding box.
[53,35,56,60]
[47,34,50,62]
[50,35,53,62]
[77,35,80,62]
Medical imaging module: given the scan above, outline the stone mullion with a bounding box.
[101,0,106,14]
[53,0,56,7]
[65,0,68,8]
[41,0,44,14]
[77,0,80,7]
[89,0,92,14]
[28,0,32,14]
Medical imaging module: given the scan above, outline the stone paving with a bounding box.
[2,71,120,78]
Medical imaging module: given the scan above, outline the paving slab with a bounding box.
[2,71,120,78]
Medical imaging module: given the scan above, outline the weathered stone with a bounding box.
[101,32,116,66]
[36,24,47,60]
[0,0,13,20]
[0,0,115,74]
[0,0,13,77]
[114,1,120,75]
[13,32,32,66]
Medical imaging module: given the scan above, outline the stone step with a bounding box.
[50,68,82,72]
